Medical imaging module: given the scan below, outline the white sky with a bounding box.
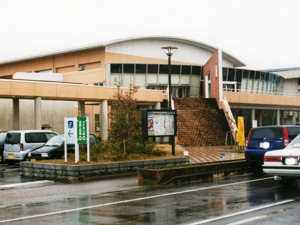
[0,0,299,70]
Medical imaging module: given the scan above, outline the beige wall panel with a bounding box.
[56,85,77,98]
[11,82,35,96]
[96,87,115,99]
[0,81,11,95]
[56,66,75,73]
[54,53,76,67]
[33,57,52,71]
[35,83,57,97]
[146,91,164,101]
[76,86,97,99]
[63,69,105,85]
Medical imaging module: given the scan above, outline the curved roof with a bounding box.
[0,36,246,67]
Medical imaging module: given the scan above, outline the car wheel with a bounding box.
[278,177,295,187]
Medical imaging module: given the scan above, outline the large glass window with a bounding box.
[135,64,146,73]
[111,64,122,73]
[228,68,235,81]
[192,66,201,75]
[123,64,134,73]
[148,64,158,74]
[182,66,191,75]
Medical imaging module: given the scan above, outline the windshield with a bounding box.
[45,135,64,146]
[286,134,300,148]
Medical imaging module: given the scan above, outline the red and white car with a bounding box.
[263,134,300,186]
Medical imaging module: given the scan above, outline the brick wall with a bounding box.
[174,98,229,147]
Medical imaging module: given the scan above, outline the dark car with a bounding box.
[245,125,300,174]
[28,134,100,161]
[0,131,7,163]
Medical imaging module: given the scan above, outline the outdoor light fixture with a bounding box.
[161,46,178,156]
[161,46,178,110]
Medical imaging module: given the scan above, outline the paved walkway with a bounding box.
[184,146,245,164]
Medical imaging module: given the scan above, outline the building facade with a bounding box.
[0,36,299,141]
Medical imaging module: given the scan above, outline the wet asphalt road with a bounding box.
[1,164,300,224]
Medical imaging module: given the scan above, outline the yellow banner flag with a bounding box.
[238,117,245,146]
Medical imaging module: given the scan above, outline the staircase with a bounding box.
[173,98,230,147]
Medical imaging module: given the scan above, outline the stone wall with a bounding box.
[174,98,229,147]
[20,157,189,182]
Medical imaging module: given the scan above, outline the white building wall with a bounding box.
[106,39,235,67]
[283,78,298,95]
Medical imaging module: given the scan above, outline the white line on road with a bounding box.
[227,215,267,225]
[186,199,295,225]
[0,180,54,190]
[0,177,273,223]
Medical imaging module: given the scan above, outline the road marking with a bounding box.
[227,215,267,225]
[186,199,295,225]
[0,177,273,223]
[0,180,54,190]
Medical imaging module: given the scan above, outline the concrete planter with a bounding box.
[138,159,249,185]
[20,157,189,182]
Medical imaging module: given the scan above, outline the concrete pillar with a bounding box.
[100,100,108,140]
[155,102,161,110]
[251,108,255,122]
[259,110,263,126]
[34,97,42,130]
[13,98,20,130]
[78,101,85,117]
[276,109,280,125]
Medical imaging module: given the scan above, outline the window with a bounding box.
[94,82,105,86]
[228,68,235,81]
[111,64,122,73]
[148,64,158,74]
[95,114,100,133]
[192,66,201,75]
[160,65,169,74]
[123,64,134,73]
[182,66,191,75]
[5,133,20,144]
[135,64,146,73]
[171,65,180,74]
[25,133,48,143]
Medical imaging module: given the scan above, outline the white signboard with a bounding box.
[65,117,77,144]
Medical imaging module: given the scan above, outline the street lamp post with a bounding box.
[161,46,178,110]
[161,46,178,155]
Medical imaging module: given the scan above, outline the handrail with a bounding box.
[223,88,300,97]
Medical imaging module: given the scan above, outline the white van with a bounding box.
[3,130,57,164]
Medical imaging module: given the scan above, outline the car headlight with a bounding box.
[41,153,49,157]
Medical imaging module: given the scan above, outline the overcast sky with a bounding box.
[0,0,299,70]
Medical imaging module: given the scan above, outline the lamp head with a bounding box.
[161,46,178,56]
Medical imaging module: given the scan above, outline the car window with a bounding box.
[89,135,98,145]
[286,127,300,140]
[250,127,283,140]
[25,133,48,143]
[286,134,300,148]
[5,133,21,144]
[46,133,57,140]
[0,132,7,143]
[45,135,64,146]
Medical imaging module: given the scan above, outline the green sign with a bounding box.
[77,117,87,144]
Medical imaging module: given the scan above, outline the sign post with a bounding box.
[64,117,90,163]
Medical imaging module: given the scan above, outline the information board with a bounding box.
[142,110,177,137]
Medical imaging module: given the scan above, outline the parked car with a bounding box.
[263,133,300,186]
[245,125,300,174]
[28,133,100,161]
[3,130,58,164]
[0,131,7,163]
